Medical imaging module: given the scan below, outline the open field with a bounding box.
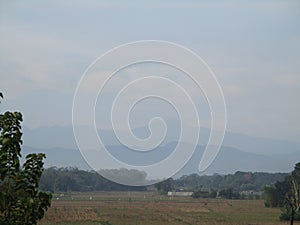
[39,192,298,225]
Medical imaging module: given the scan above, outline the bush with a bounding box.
[279,203,300,221]
[192,190,210,198]
[280,210,300,221]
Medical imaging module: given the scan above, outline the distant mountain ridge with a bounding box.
[23,125,300,156]
[21,125,300,176]
[22,143,299,177]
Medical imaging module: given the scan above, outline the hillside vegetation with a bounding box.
[39,167,287,193]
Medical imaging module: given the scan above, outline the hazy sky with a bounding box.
[0,0,299,142]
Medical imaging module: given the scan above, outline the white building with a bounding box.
[167,191,193,197]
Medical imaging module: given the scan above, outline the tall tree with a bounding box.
[263,186,279,207]
[279,162,300,221]
[291,163,300,211]
[0,93,52,225]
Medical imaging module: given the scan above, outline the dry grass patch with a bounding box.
[39,193,300,225]
[41,205,99,222]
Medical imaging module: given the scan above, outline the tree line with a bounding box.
[39,167,146,192]
[154,171,287,200]
[39,167,287,194]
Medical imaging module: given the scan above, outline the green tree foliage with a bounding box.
[39,167,146,192]
[192,189,218,198]
[291,162,300,211]
[175,172,287,192]
[263,178,290,208]
[101,168,148,186]
[0,94,52,225]
[263,186,279,207]
[38,167,288,194]
[275,178,290,207]
[261,162,300,221]
[219,188,240,199]
[154,178,174,194]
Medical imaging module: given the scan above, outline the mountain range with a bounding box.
[21,125,300,177]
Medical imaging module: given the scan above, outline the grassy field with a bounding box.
[39,192,297,225]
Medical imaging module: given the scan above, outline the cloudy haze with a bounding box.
[1,0,300,143]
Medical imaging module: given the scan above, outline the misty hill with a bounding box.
[21,125,300,176]
[22,143,299,176]
[22,125,300,156]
